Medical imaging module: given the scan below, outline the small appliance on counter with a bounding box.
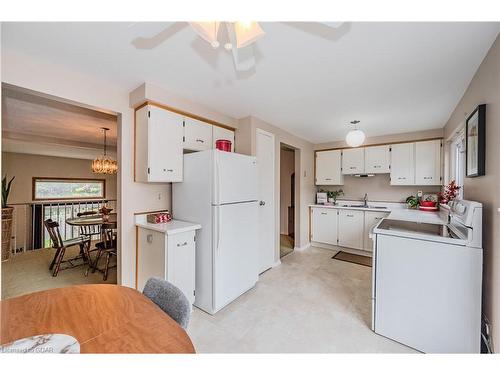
[316,192,327,205]
[146,211,172,224]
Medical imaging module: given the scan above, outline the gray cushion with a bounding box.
[142,277,191,330]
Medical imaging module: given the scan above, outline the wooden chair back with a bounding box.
[44,219,64,249]
[101,222,117,250]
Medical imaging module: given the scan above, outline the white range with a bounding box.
[372,199,483,353]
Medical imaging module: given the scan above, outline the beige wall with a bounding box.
[1,152,117,204]
[280,148,295,234]
[236,116,315,258]
[315,128,445,202]
[444,35,500,346]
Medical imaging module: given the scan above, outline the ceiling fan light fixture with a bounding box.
[233,21,265,48]
[345,121,366,147]
[189,22,220,46]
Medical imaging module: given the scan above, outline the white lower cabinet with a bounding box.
[363,211,390,251]
[137,227,196,304]
[311,207,338,245]
[338,209,364,250]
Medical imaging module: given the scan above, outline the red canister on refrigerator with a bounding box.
[215,139,232,152]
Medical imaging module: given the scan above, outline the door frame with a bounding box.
[279,143,297,257]
[255,128,278,270]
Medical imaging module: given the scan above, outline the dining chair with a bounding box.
[142,277,191,330]
[92,222,117,281]
[44,219,92,277]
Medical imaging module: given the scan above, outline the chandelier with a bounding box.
[92,127,117,174]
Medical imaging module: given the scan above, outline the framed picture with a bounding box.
[465,104,486,177]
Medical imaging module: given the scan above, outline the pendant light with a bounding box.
[92,127,117,174]
[345,120,366,147]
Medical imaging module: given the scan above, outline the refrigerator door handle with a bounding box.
[216,208,221,255]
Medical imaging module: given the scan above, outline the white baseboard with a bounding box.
[293,243,311,251]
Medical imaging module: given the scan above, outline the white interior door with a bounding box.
[256,128,276,273]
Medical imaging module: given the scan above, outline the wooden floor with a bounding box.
[1,244,116,300]
[280,234,294,258]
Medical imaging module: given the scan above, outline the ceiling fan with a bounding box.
[132,22,344,72]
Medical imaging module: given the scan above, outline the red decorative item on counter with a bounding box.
[440,180,461,204]
[147,212,172,224]
[215,139,232,152]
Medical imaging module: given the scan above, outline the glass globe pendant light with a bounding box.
[92,127,117,174]
[345,120,366,147]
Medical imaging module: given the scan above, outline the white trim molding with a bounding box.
[294,243,311,251]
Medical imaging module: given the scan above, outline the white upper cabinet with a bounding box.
[365,145,391,174]
[212,126,235,152]
[390,143,415,185]
[337,209,364,249]
[135,105,183,182]
[311,207,338,245]
[415,140,442,185]
[183,117,213,151]
[342,148,365,175]
[315,150,344,185]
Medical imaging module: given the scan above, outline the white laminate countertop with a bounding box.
[309,200,447,225]
[135,215,201,235]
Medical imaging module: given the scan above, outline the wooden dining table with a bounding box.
[0,284,195,353]
[66,213,117,227]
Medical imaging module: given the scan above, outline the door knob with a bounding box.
[259,201,266,206]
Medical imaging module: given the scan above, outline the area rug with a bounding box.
[332,251,372,267]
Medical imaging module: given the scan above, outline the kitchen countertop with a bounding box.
[310,200,447,225]
[135,214,201,235]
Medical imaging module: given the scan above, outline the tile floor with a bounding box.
[1,244,116,299]
[187,245,416,353]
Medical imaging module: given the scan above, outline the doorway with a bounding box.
[280,144,296,258]
[1,84,120,299]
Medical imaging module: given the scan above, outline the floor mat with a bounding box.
[332,251,372,267]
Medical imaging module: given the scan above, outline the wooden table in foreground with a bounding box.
[0,284,195,353]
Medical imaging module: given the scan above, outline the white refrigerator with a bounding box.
[173,150,259,314]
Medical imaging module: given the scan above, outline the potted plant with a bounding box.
[2,175,15,261]
[439,180,461,204]
[327,189,344,205]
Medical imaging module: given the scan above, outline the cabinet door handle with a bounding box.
[423,177,432,180]
[349,167,356,169]
[374,165,381,168]
[165,169,174,172]
[177,241,188,247]
[346,214,354,217]
[321,212,327,215]
[196,139,205,143]
[325,178,332,180]
[398,177,406,180]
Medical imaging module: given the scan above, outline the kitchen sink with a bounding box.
[341,204,388,209]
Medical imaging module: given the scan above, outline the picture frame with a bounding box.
[465,104,486,177]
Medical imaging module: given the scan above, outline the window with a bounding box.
[33,178,105,201]
[449,131,465,199]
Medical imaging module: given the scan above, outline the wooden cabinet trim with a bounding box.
[314,137,443,153]
[135,101,236,131]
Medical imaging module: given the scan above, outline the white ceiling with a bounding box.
[2,22,499,143]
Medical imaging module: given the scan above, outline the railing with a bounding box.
[8,199,117,255]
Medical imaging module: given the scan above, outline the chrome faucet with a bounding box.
[363,193,368,207]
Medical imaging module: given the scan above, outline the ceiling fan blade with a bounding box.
[131,22,187,49]
[189,22,220,46]
[226,23,256,72]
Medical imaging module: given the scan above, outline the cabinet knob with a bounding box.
[259,201,266,206]
[196,139,205,143]
[177,241,188,247]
